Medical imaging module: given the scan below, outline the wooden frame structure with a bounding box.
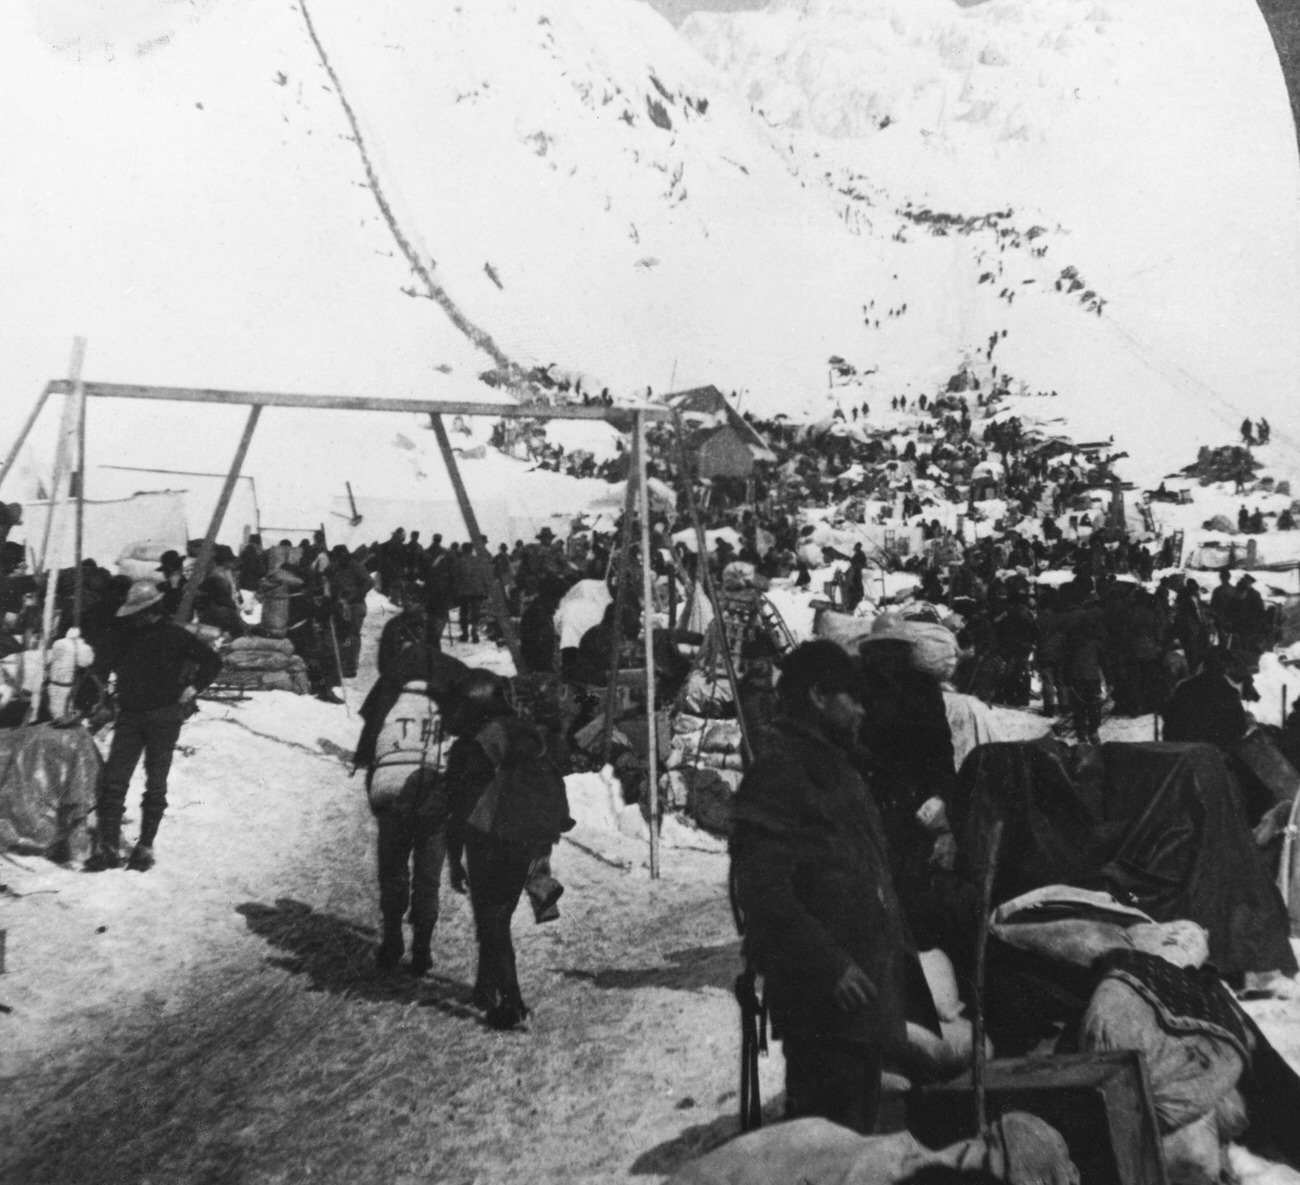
[1,362,718,877]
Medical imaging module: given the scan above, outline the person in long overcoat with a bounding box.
[1161,648,1252,749]
[730,641,910,1134]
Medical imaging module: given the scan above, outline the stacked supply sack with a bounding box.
[219,636,310,694]
[664,711,745,833]
[819,607,960,683]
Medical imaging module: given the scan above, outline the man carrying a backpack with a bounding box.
[446,669,573,1030]
[357,639,467,976]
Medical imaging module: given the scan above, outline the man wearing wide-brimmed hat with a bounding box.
[83,578,222,872]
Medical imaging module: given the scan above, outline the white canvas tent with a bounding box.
[17,491,188,572]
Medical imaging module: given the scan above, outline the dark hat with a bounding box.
[777,640,861,702]
[1238,573,1256,585]
[157,549,184,572]
[537,526,557,541]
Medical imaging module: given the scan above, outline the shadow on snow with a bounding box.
[236,897,481,1020]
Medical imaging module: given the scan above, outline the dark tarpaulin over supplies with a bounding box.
[955,738,1297,980]
[0,723,102,859]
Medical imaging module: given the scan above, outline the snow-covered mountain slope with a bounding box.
[681,0,1300,482]
[2,0,1299,520]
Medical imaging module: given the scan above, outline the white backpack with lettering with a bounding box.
[366,681,446,813]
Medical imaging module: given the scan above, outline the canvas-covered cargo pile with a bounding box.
[0,722,101,859]
[956,738,1297,980]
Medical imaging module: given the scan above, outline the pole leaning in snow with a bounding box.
[671,410,752,768]
[637,410,660,880]
[601,443,640,767]
[175,406,263,627]
[429,412,522,671]
[29,339,86,724]
[0,387,53,499]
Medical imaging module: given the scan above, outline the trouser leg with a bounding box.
[138,706,183,846]
[783,1039,884,1135]
[97,711,149,842]
[377,811,414,925]
[467,837,530,1010]
[408,815,447,935]
[375,811,412,966]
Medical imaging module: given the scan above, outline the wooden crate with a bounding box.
[906,1051,1167,1185]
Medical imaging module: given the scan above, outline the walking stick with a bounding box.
[972,818,1005,1141]
[328,615,351,717]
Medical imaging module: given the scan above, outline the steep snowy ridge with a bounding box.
[681,0,1300,457]
[2,0,1299,521]
[300,0,879,401]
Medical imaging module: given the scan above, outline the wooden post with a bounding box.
[637,411,660,879]
[601,442,640,767]
[671,410,753,767]
[0,385,54,497]
[35,342,85,578]
[175,405,262,625]
[973,818,1005,1140]
[428,413,522,672]
[73,351,89,630]
[29,341,86,723]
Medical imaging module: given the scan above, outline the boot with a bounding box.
[126,844,155,872]
[138,811,163,850]
[375,915,404,971]
[408,924,434,977]
[83,823,122,872]
[485,1000,530,1031]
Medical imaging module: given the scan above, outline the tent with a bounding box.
[17,491,188,571]
[0,723,101,858]
[956,738,1297,980]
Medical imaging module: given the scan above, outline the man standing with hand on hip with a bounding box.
[730,640,909,1134]
[84,578,222,873]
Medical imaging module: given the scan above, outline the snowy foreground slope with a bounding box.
[0,606,1298,1183]
[2,0,1299,518]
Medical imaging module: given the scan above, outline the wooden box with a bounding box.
[906,1051,1167,1185]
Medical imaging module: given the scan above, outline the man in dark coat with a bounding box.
[855,625,957,947]
[447,670,572,1030]
[730,640,910,1133]
[1162,648,1252,749]
[1229,574,1269,658]
[1209,567,1239,646]
[84,579,223,872]
[1060,578,1109,744]
[455,540,494,643]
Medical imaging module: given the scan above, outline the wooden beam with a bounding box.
[637,410,661,880]
[175,406,263,625]
[672,409,752,767]
[73,342,88,628]
[429,413,523,670]
[0,386,53,497]
[47,380,672,424]
[601,442,640,767]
